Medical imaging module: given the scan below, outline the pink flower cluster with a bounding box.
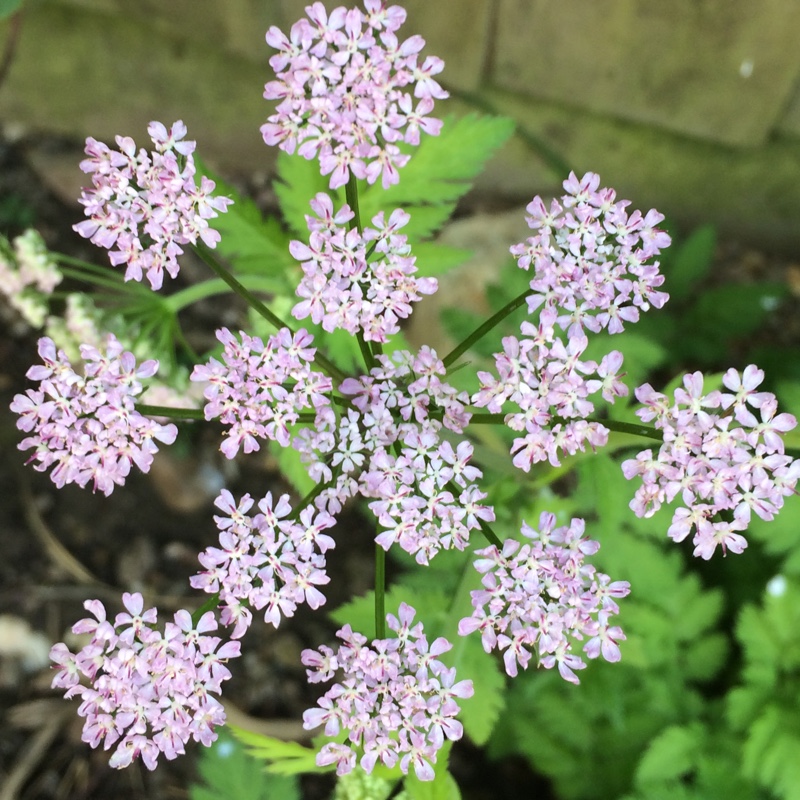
[622,366,800,559]
[458,513,630,683]
[291,194,437,342]
[11,336,177,496]
[74,121,232,290]
[511,171,670,337]
[191,490,335,637]
[262,1,447,188]
[300,347,494,563]
[473,172,671,471]
[190,327,332,458]
[49,593,240,770]
[302,603,473,780]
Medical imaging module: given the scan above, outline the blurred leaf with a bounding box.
[635,723,703,784]
[0,0,23,19]
[448,633,505,746]
[412,242,472,276]
[679,283,787,363]
[360,115,515,223]
[274,151,334,238]
[191,731,302,800]
[228,726,322,776]
[403,746,461,800]
[664,225,716,303]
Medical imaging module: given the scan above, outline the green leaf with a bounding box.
[679,283,787,363]
[450,634,505,746]
[359,114,516,239]
[190,731,301,800]
[403,750,461,800]
[330,584,449,638]
[228,726,323,776]
[0,0,23,19]
[194,156,295,280]
[741,706,800,800]
[682,633,728,681]
[274,152,333,237]
[412,242,472,277]
[635,724,703,784]
[269,434,315,496]
[404,771,461,800]
[664,225,716,302]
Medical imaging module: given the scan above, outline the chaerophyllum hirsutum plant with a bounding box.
[6,0,800,788]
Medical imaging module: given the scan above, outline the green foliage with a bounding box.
[228,726,324,776]
[403,747,462,800]
[0,191,36,229]
[190,730,301,800]
[484,453,730,799]
[275,114,515,247]
[727,579,800,800]
[634,723,704,784]
[359,114,516,242]
[661,224,716,303]
[622,718,763,800]
[194,157,296,284]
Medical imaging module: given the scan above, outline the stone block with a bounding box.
[494,0,800,146]
[0,4,273,172]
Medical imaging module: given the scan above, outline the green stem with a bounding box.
[192,243,347,385]
[164,275,284,314]
[357,332,375,371]
[478,518,503,548]
[58,266,138,293]
[136,403,205,420]
[442,288,534,369]
[344,176,376,373]
[172,322,199,361]
[345,174,362,233]
[191,592,220,626]
[597,417,663,443]
[375,542,386,639]
[54,252,127,277]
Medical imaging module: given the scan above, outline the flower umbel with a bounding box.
[262,1,447,189]
[74,120,232,290]
[191,490,335,637]
[623,366,800,558]
[0,229,62,327]
[291,193,437,342]
[458,512,630,683]
[50,593,240,770]
[10,335,177,495]
[302,603,473,780]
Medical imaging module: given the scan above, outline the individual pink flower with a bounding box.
[262,2,447,189]
[10,335,177,495]
[74,121,232,289]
